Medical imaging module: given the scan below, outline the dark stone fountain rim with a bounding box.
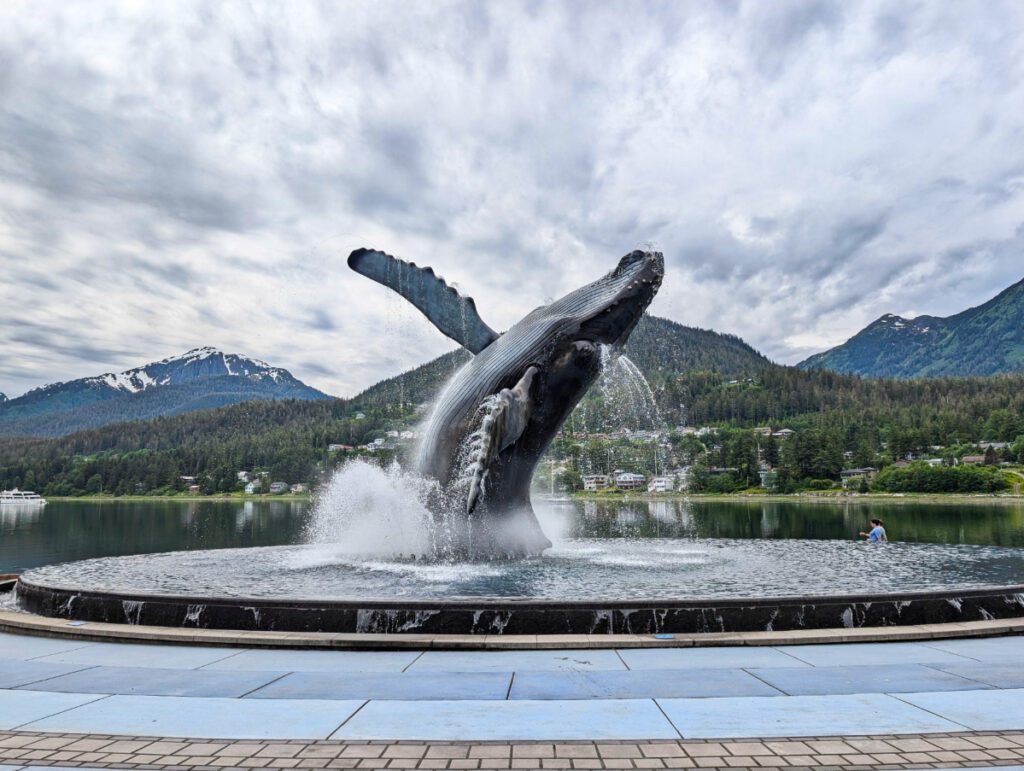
[16,576,1024,610]
[16,576,1024,635]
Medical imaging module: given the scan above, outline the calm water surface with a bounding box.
[4,497,1024,574]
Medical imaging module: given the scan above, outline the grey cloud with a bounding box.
[2,0,1024,394]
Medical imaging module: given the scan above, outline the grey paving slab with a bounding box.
[922,636,1024,661]
[21,693,366,739]
[0,689,107,730]
[409,649,626,672]
[17,664,287,697]
[748,662,991,696]
[32,642,245,670]
[201,648,419,672]
[245,670,511,700]
[617,647,809,670]
[331,698,679,740]
[897,687,1024,730]
[0,765,23,770]
[776,641,976,667]
[0,631,93,661]
[927,660,1024,688]
[657,692,962,738]
[510,667,782,700]
[0,659,92,689]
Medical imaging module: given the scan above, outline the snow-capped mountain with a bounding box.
[81,347,297,395]
[0,348,333,437]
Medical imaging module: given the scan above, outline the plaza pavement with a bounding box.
[0,630,1022,770]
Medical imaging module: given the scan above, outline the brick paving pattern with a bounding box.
[2,731,1024,771]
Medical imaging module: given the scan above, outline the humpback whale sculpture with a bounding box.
[348,247,664,557]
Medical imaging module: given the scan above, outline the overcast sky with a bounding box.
[2,1,1023,399]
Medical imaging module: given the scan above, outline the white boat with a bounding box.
[0,488,47,505]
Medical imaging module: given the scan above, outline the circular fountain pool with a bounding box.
[16,537,1024,635]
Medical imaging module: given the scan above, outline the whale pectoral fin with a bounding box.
[466,366,538,514]
[348,248,499,354]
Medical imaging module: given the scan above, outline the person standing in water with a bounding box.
[859,518,887,543]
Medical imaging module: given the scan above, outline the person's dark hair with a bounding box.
[869,518,884,527]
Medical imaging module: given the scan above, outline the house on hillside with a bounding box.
[648,476,675,493]
[614,472,646,490]
[753,427,772,436]
[961,455,986,465]
[290,484,308,493]
[582,474,609,491]
[269,481,289,494]
[840,467,877,488]
[772,428,795,439]
[244,481,260,494]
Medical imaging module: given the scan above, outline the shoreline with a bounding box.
[43,494,312,502]
[37,492,1024,505]
[563,492,1024,505]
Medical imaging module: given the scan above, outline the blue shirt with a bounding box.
[867,526,887,543]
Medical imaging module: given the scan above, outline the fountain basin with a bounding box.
[16,539,1024,634]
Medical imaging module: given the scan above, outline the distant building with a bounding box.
[648,476,675,493]
[614,472,646,490]
[179,476,196,483]
[582,474,610,491]
[400,430,416,440]
[290,483,308,493]
[980,441,1010,450]
[244,481,259,494]
[708,467,739,476]
[840,467,877,488]
[961,455,986,465]
[753,427,773,436]
[328,444,353,452]
[269,481,289,494]
[772,428,795,439]
[676,426,698,436]
[759,469,778,490]
[236,471,252,482]
[187,484,201,494]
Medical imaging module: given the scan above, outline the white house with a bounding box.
[615,472,646,490]
[647,476,674,493]
[582,474,609,491]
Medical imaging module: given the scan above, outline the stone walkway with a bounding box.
[2,731,1024,770]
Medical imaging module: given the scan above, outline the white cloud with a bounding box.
[1,0,1023,397]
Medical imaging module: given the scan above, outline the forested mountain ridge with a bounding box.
[352,315,772,409]
[0,348,331,438]
[799,276,1024,378]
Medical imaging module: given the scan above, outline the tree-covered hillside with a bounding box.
[800,276,1024,378]
[352,314,771,409]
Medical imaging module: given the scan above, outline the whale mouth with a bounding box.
[578,250,664,346]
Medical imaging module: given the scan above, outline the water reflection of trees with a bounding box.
[1,500,311,573]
